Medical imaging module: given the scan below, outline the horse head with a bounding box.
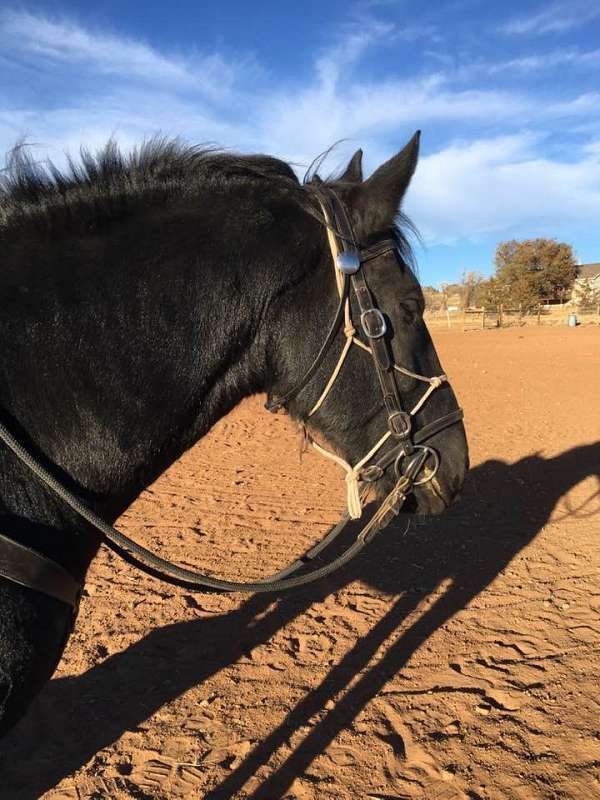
[267,132,469,515]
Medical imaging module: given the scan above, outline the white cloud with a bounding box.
[425,46,600,84]
[315,18,395,91]
[256,78,534,165]
[545,92,600,116]
[487,48,600,73]
[0,92,253,171]
[0,10,242,99]
[1,7,600,256]
[501,1,600,35]
[1,7,597,164]
[583,139,600,157]
[254,67,600,170]
[406,134,600,244]
[0,10,561,168]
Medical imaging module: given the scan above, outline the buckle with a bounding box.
[377,490,407,530]
[336,251,361,275]
[388,410,411,438]
[361,308,387,339]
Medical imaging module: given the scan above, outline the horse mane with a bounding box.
[0,136,416,269]
[0,137,302,237]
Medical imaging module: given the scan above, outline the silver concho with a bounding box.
[335,251,361,275]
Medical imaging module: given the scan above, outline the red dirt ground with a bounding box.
[2,326,600,800]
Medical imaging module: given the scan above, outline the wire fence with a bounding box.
[424,303,600,330]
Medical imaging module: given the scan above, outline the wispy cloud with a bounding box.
[0,10,247,99]
[426,46,600,82]
[501,1,600,35]
[255,74,538,163]
[487,47,600,73]
[2,7,598,163]
[1,6,599,264]
[256,69,600,167]
[314,18,394,92]
[408,134,600,243]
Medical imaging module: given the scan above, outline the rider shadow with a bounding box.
[2,442,599,800]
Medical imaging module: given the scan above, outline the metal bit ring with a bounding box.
[394,445,440,486]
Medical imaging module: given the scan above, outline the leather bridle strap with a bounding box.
[265,273,349,413]
[0,418,408,596]
[360,408,464,482]
[265,204,399,416]
[325,191,412,442]
[359,240,398,263]
[350,269,412,442]
[0,532,80,608]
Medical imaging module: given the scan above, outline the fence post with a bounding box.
[518,302,523,325]
[499,304,503,328]
[537,304,541,325]
[597,303,600,323]
[462,309,467,331]
[482,308,486,329]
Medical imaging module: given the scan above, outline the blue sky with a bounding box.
[1,1,600,286]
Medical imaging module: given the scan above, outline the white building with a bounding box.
[571,263,600,305]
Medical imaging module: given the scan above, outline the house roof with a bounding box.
[578,263,600,280]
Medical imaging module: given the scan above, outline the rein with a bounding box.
[0,189,463,610]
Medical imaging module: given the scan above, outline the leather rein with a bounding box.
[0,189,463,611]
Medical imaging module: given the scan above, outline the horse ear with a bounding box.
[361,131,420,222]
[339,149,363,183]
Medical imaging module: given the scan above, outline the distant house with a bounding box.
[571,263,600,305]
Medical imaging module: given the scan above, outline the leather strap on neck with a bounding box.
[0,533,81,609]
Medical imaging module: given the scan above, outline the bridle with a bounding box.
[266,189,463,521]
[0,188,463,612]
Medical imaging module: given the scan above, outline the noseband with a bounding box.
[0,189,463,608]
[266,189,463,520]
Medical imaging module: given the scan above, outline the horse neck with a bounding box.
[0,192,318,570]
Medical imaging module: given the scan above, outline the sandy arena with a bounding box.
[2,325,599,800]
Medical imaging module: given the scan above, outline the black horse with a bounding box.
[0,132,468,735]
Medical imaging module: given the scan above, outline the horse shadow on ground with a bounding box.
[2,442,599,799]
